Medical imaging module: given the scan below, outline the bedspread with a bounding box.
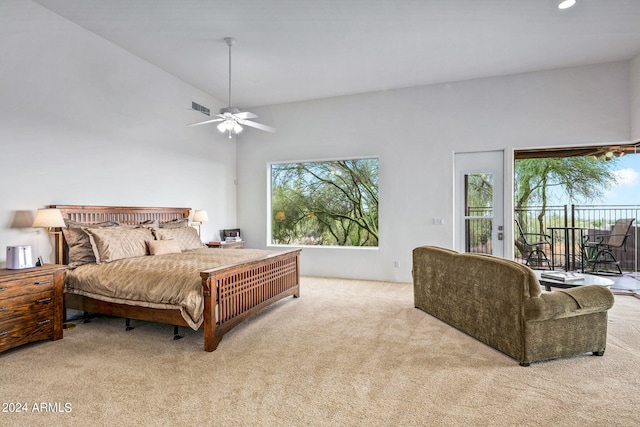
[64,248,275,330]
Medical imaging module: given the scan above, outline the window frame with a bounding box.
[266,156,380,249]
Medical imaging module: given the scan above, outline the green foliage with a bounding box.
[465,174,494,253]
[514,156,618,231]
[515,157,616,209]
[466,173,493,215]
[271,159,378,246]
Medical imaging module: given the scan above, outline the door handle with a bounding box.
[498,232,504,241]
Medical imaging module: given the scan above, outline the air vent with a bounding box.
[191,101,210,116]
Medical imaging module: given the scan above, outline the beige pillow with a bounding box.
[152,227,204,251]
[147,239,182,256]
[120,219,160,229]
[83,227,155,263]
[62,219,119,268]
[159,218,189,228]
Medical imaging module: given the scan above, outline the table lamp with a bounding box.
[32,208,66,264]
[192,210,209,237]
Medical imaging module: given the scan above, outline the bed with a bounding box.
[52,205,301,352]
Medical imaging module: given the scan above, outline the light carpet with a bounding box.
[1,277,639,426]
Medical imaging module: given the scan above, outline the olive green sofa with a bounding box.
[412,246,615,366]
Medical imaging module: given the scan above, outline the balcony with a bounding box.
[514,204,639,295]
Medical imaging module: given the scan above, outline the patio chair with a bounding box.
[515,220,553,270]
[582,218,635,275]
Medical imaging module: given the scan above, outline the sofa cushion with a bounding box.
[524,285,615,321]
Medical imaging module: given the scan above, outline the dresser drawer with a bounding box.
[0,265,66,353]
[0,275,54,299]
[0,290,54,321]
[0,315,54,353]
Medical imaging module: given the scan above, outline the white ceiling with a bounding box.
[33,0,640,109]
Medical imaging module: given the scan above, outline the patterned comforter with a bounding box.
[64,247,275,329]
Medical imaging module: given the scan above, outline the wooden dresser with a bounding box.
[0,264,66,353]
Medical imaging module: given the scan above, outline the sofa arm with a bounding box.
[524,285,614,322]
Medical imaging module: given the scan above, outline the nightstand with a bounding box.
[207,241,245,249]
[0,264,66,353]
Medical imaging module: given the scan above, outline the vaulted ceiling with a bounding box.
[33,0,640,108]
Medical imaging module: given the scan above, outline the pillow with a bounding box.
[120,219,160,229]
[83,226,155,263]
[152,227,205,251]
[147,239,182,256]
[62,219,119,268]
[159,218,189,228]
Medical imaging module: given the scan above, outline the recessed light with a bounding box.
[558,0,576,9]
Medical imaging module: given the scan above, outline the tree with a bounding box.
[465,174,494,251]
[271,159,379,246]
[514,156,618,233]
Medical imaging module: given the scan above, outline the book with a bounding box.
[540,271,585,283]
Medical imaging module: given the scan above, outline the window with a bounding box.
[464,173,493,254]
[269,158,379,247]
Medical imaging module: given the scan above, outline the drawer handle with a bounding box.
[35,280,52,286]
[0,307,7,312]
[0,331,7,337]
[37,320,51,325]
[36,298,52,304]
[0,287,8,292]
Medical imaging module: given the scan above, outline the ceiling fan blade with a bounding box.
[239,119,276,133]
[187,118,224,127]
[234,111,258,120]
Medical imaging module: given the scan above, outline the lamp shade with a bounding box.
[192,210,209,223]
[32,208,65,228]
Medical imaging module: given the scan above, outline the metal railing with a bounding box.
[514,205,639,272]
[465,207,493,254]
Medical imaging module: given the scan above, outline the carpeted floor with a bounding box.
[1,276,639,426]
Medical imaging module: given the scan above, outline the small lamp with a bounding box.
[192,210,209,237]
[32,208,66,264]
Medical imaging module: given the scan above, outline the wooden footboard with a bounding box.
[201,249,301,351]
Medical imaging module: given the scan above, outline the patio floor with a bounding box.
[609,271,640,296]
[524,260,640,296]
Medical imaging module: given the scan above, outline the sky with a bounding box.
[544,152,640,206]
[601,154,640,206]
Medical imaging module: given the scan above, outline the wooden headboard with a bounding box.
[50,205,191,264]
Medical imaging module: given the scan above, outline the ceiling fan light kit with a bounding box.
[188,37,275,139]
[217,119,243,134]
[591,146,627,161]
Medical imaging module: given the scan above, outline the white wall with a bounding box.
[631,53,640,141]
[237,62,630,283]
[1,2,634,283]
[0,1,236,266]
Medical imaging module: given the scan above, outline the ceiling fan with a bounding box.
[188,37,275,138]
